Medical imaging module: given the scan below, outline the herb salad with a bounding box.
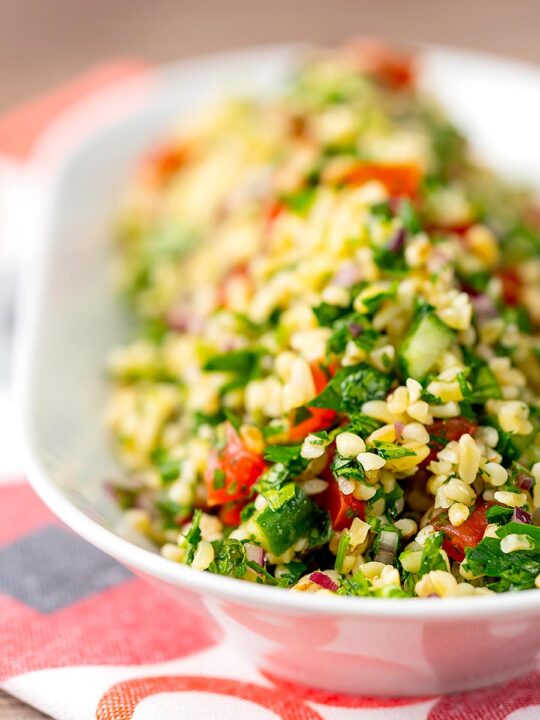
[107,43,540,599]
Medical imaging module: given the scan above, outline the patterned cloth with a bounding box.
[0,482,538,719]
[0,62,539,720]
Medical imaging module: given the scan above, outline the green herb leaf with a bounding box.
[462,531,540,592]
[335,533,350,572]
[337,570,371,596]
[485,506,513,524]
[277,560,308,587]
[203,348,261,373]
[212,469,227,490]
[313,302,347,327]
[185,510,203,564]
[370,201,393,221]
[280,186,316,214]
[213,538,247,578]
[496,522,540,549]
[224,409,243,432]
[398,198,422,233]
[373,441,415,460]
[347,413,383,436]
[331,453,365,481]
[326,314,380,356]
[310,363,392,413]
[263,444,302,463]
[418,531,447,576]
[203,349,265,395]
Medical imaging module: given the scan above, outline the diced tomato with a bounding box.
[426,222,474,236]
[312,444,365,530]
[219,500,247,527]
[205,423,266,506]
[310,362,333,393]
[142,142,188,185]
[432,501,494,562]
[317,472,365,531]
[216,264,249,308]
[349,40,416,90]
[289,363,337,442]
[498,267,521,307]
[344,162,421,198]
[423,417,478,467]
[289,409,336,443]
[265,200,285,227]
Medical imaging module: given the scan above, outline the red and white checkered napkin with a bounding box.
[0,66,539,720]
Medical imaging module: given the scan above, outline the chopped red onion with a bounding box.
[223,338,243,352]
[387,227,406,253]
[374,530,400,565]
[167,308,205,334]
[394,421,404,441]
[245,543,265,566]
[471,294,498,321]
[333,263,361,288]
[349,322,364,338]
[512,507,532,525]
[166,309,190,332]
[310,571,338,592]
[516,473,534,491]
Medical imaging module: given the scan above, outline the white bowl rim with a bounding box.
[18,41,540,621]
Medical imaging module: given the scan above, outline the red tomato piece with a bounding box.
[432,501,494,562]
[205,423,266,506]
[426,222,474,236]
[289,409,337,443]
[498,267,521,307]
[142,142,188,185]
[344,162,421,198]
[349,40,416,90]
[310,362,332,394]
[316,475,366,531]
[219,500,247,527]
[215,264,250,308]
[423,417,478,467]
[289,363,337,442]
[313,445,365,531]
[265,200,285,226]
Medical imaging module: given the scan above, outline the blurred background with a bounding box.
[1,0,540,112]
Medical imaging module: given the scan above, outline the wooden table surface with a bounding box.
[1,0,539,716]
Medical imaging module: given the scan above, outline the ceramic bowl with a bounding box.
[18,43,540,696]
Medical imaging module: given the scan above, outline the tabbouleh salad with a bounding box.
[107,43,540,599]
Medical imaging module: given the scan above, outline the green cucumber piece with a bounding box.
[399,311,454,380]
[254,486,331,556]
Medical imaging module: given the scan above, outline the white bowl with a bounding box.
[18,43,540,696]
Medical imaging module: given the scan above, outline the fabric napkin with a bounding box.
[0,62,539,720]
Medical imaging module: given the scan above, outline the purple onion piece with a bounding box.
[374,530,400,565]
[310,571,338,592]
[333,263,361,288]
[166,309,190,332]
[471,294,498,321]
[245,543,265,566]
[394,421,404,441]
[516,473,534,491]
[349,322,364,338]
[387,227,406,253]
[512,507,532,524]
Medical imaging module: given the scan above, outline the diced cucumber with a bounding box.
[399,311,454,380]
[254,486,331,556]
